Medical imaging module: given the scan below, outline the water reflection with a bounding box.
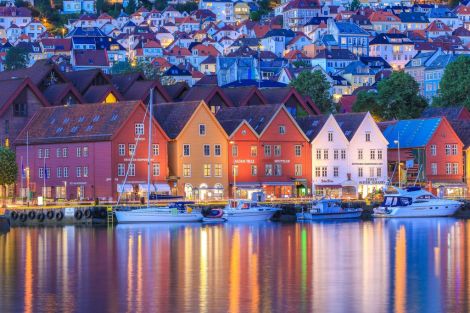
[0,219,470,312]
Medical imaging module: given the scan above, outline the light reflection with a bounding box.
[24,230,32,313]
[394,226,407,313]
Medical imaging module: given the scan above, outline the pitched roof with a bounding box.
[421,106,469,121]
[83,85,123,103]
[0,78,49,116]
[43,82,84,106]
[382,118,442,148]
[183,85,233,106]
[163,82,190,101]
[63,69,111,93]
[334,112,367,140]
[450,120,470,148]
[295,114,329,140]
[154,101,201,139]
[110,72,145,93]
[0,59,66,87]
[124,80,172,102]
[221,86,267,107]
[15,101,143,145]
[73,50,109,67]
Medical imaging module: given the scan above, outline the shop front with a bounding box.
[432,182,468,199]
[357,177,387,200]
[262,182,294,199]
[313,184,342,198]
[232,182,263,199]
[185,183,225,201]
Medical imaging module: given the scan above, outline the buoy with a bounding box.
[19,213,27,222]
[46,210,54,219]
[37,212,45,222]
[99,208,107,218]
[10,211,18,220]
[75,210,83,220]
[84,208,92,219]
[28,211,36,219]
[56,211,64,221]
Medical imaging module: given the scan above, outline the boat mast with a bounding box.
[147,88,154,207]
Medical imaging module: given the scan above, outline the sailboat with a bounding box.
[115,89,203,223]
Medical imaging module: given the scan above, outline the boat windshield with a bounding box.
[383,196,412,207]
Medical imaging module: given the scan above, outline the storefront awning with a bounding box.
[232,182,262,189]
[138,183,171,193]
[341,180,357,187]
[315,184,342,189]
[432,182,468,188]
[117,184,133,193]
[262,182,295,186]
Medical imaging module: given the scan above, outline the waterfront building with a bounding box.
[450,120,470,194]
[382,117,466,198]
[155,100,229,200]
[15,101,170,201]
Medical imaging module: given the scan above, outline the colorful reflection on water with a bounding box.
[1,219,470,313]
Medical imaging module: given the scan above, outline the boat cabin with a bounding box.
[310,199,342,213]
[228,199,259,210]
[382,196,412,207]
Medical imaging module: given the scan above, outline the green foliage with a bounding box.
[349,0,361,11]
[250,11,262,21]
[5,47,29,71]
[0,148,17,189]
[290,70,335,113]
[96,0,105,14]
[292,60,310,68]
[110,60,175,85]
[125,0,137,14]
[433,55,470,109]
[174,2,198,13]
[353,71,427,120]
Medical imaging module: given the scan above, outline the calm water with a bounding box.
[1,219,470,313]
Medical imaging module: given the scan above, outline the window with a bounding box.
[321,167,327,177]
[13,102,27,117]
[83,166,88,177]
[315,167,321,177]
[214,164,222,177]
[135,123,144,136]
[251,165,257,176]
[341,149,346,159]
[214,144,221,156]
[328,131,333,142]
[330,166,338,177]
[365,132,371,142]
[204,164,211,177]
[76,147,82,157]
[265,164,273,176]
[183,144,190,156]
[295,145,301,157]
[153,144,159,156]
[279,125,286,134]
[446,163,452,175]
[128,164,135,176]
[118,164,125,176]
[232,144,238,157]
[431,163,437,175]
[56,148,62,158]
[358,149,363,160]
[369,167,374,177]
[445,144,451,156]
[44,148,50,158]
[358,167,363,177]
[38,149,43,159]
[203,144,210,156]
[334,149,339,160]
[451,144,458,155]
[377,167,382,177]
[57,167,62,178]
[199,124,206,136]
[63,167,69,178]
[63,148,68,158]
[183,164,191,177]
[323,149,328,160]
[370,149,375,160]
[316,149,321,160]
[153,163,160,176]
[39,167,44,178]
[232,165,238,176]
[295,164,302,176]
[431,145,437,156]
[264,145,272,157]
[76,167,81,178]
[378,149,383,160]
[118,144,125,156]
[83,147,88,157]
[251,146,257,157]
[129,144,136,156]
[453,163,458,174]
[274,164,282,176]
[274,145,281,156]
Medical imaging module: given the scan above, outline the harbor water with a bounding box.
[1,219,470,312]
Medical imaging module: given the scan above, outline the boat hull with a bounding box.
[116,209,202,223]
[223,209,277,222]
[373,203,461,218]
[297,211,362,220]
[202,217,227,223]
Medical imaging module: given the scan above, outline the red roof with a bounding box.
[426,20,452,32]
[338,95,357,113]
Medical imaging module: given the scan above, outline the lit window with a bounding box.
[251,146,257,157]
[214,164,222,177]
[83,146,88,157]
[204,164,211,177]
[183,164,191,177]
[295,164,302,176]
[83,166,88,177]
[265,164,273,176]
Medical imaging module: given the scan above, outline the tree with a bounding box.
[110,60,175,85]
[125,0,136,14]
[353,71,427,120]
[290,70,335,113]
[433,55,470,109]
[0,148,17,206]
[96,0,105,14]
[4,47,29,70]
[349,0,361,11]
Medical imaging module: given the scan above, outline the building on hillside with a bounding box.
[15,101,170,201]
[450,120,470,194]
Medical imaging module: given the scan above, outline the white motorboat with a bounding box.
[373,186,462,218]
[116,202,203,223]
[223,199,279,222]
[296,199,362,220]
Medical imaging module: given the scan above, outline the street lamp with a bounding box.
[394,133,400,188]
[229,141,237,198]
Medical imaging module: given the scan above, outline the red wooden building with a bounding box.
[15,101,169,202]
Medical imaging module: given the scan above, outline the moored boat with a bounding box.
[296,199,362,220]
[202,208,227,223]
[373,186,461,218]
[223,199,279,222]
[115,202,203,223]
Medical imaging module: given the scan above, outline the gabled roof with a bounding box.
[450,120,470,148]
[73,50,109,67]
[221,86,267,107]
[0,78,50,116]
[43,82,84,106]
[183,85,233,106]
[163,82,190,101]
[64,68,112,93]
[260,86,314,114]
[382,118,442,148]
[15,101,145,145]
[154,101,205,139]
[83,85,123,103]
[0,59,66,87]
[124,80,172,103]
[334,112,367,141]
[421,106,470,121]
[295,114,329,140]
[110,72,145,94]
